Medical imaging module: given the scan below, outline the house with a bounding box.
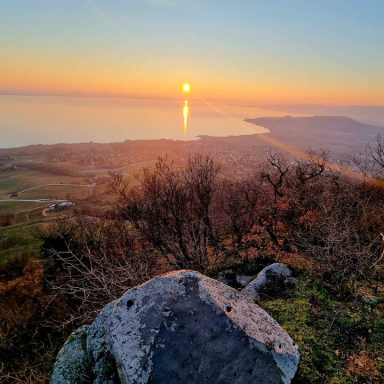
[49,201,75,211]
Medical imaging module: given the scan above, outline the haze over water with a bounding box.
[0,95,280,148]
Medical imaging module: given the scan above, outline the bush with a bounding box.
[40,217,161,324]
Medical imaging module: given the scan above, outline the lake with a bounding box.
[0,95,307,148]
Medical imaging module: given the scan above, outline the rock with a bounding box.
[217,275,230,285]
[50,326,91,384]
[104,270,299,383]
[243,263,295,302]
[87,301,120,384]
[52,270,300,384]
[236,275,254,288]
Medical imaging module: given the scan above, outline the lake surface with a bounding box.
[0,95,307,148]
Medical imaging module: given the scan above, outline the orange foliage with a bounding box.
[347,351,381,380]
[298,211,317,226]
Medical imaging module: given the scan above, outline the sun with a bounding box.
[183,83,190,93]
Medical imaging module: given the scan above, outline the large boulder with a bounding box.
[51,270,300,384]
[242,263,295,302]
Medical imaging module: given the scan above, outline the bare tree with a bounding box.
[355,132,384,180]
[294,149,329,185]
[366,132,384,176]
[217,179,261,246]
[261,150,290,202]
[109,154,224,271]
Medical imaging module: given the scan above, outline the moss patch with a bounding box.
[260,279,384,383]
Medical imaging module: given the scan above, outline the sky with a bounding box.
[1,0,384,105]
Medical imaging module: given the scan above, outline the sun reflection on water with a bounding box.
[183,100,189,138]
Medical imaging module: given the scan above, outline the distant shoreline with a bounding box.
[1,115,383,155]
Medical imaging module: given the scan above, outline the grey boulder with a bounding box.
[243,263,295,302]
[52,270,300,384]
[50,326,91,384]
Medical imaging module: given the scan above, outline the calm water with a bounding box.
[0,95,304,148]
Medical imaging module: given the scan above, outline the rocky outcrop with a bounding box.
[242,263,295,302]
[51,270,300,384]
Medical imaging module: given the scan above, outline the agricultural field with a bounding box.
[0,156,161,235]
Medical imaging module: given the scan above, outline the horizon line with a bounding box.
[1,90,384,108]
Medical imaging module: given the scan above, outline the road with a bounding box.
[15,183,95,195]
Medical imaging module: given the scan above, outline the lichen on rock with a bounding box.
[50,326,91,384]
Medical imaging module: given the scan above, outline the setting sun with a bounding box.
[183,83,190,93]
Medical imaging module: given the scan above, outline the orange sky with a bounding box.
[1,1,384,105]
[2,56,383,105]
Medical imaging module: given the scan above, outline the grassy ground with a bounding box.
[16,185,92,200]
[0,221,43,267]
[0,169,88,196]
[0,201,44,214]
[262,279,384,383]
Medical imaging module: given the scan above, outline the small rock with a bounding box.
[218,275,230,285]
[236,275,254,288]
[243,263,295,302]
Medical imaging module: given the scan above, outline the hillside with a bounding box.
[244,116,384,159]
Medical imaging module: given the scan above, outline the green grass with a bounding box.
[0,221,43,264]
[260,279,384,383]
[17,185,92,200]
[0,168,89,197]
[0,201,45,214]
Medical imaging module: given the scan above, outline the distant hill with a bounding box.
[243,116,384,159]
[236,104,384,126]
[246,115,381,133]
